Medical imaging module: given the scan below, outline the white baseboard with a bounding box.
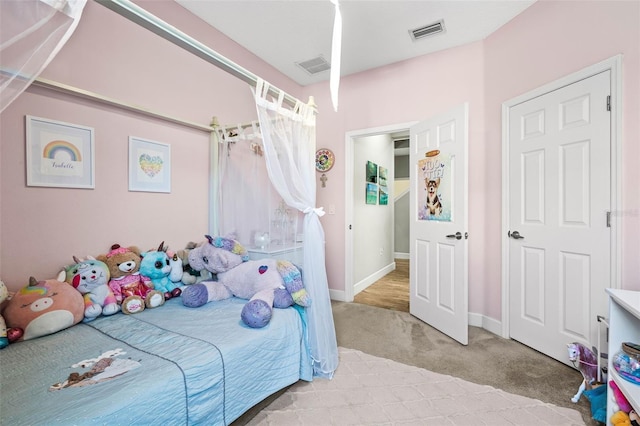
[394,252,409,260]
[353,262,395,295]
[468,312,502,336]
[329,289,346,302]
[329,285,504,338]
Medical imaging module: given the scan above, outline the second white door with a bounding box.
[508,71,611,363]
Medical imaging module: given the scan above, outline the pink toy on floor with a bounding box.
[568,342,598,403]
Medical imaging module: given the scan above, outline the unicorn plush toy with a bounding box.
[181,235,311,328]
[60,257,119,322]
[139,242,182,300]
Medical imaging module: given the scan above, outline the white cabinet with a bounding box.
[606,288,640,425]
[247,243,303,266]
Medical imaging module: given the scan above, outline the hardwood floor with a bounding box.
[353,259,409,312]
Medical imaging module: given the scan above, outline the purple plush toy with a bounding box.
[181,235,311,328]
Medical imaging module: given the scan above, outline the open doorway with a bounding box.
[345,123,416,311]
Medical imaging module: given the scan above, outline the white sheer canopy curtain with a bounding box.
[0,0,86,114]
[253,79,338,378]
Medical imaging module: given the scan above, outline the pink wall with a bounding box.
[0,0,301,291]
[305,0,640,320]
[483,0,640,316]
[1,0,637,324]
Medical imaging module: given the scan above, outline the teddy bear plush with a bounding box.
[59,256,119,322]
[139,241,182,300]
[97,244,164,315]
[0,280,9,349]
[3,277,84,341]
[181,235,311,328]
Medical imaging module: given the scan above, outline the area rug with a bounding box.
[246,347,586,425]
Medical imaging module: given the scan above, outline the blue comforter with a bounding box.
[0,297,312,425]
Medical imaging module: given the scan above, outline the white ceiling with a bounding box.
[175,0,536,86]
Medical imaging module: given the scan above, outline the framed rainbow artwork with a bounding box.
[128,136,171,193]
[25,116,95,188]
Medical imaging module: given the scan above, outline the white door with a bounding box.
[508,71,611,364]
[409,103,469,345]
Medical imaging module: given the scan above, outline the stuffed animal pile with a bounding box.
[0,236,311,348]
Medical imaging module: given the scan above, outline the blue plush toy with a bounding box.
[140,242,182,300]
[181,235,311,328]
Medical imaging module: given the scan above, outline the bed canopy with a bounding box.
[1,0,338,379]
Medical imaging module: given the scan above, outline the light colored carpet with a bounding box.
[246,347,586,425]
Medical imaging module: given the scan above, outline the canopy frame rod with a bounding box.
[95,0,300,108]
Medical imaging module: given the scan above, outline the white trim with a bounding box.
[344,121,418,303]
[329,288,346,302]
[395,188,410,200]
[33,78,213,133]
[501,54,623,340]
[468,313,503,337]
[353,262,396,295]
[394,252,410,260]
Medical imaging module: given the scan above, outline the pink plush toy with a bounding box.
[610,379,633,413]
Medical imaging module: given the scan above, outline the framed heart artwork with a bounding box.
[128,136,171,193]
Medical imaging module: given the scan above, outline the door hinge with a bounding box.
[606,211,611,228]
[607,95,611,111]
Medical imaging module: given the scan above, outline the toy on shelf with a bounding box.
[59,256,119,322]
[611,411,631,426]
[181,234,311,328]
[567,342,598,403]
[3,277,84,341]
[140,241,182,300]
[97,244,164,315]
[609,379,633,413]
[613,342,640,385]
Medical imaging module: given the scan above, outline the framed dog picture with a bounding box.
[417,150,451,221]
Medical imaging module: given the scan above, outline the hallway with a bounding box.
[353,259,409,312]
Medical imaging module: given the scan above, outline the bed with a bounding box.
[0,297,312,425]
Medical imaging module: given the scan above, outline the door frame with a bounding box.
[344,121,418,302]
[500,55,623,339]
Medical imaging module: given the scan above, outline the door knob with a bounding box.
[446,232,462,240]
[508,230,524,240]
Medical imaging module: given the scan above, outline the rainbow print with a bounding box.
[19,282,50,296]
[42,140,82,162]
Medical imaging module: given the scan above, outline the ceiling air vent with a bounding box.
[409,20,445,41]
[296,56,331,75]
